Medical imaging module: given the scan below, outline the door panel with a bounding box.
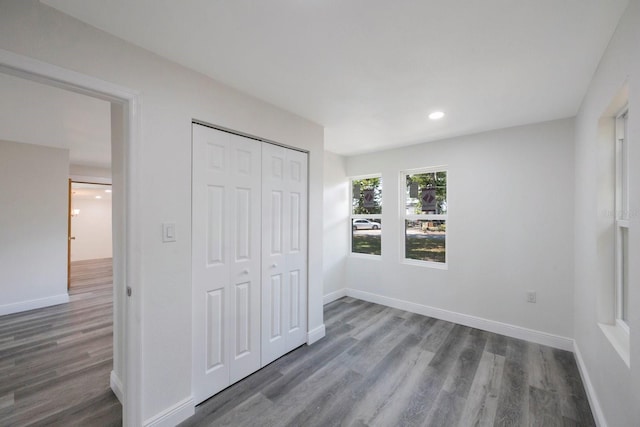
[193,124,261,403]
[206,290,224,370]
[261,144,308,366]
[207,186,225,265]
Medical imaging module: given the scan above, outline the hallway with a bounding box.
[0,258,121,426]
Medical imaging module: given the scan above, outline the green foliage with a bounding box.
[352,177,382,215]
[352,234,381,255]
[405,171,447,214]
[405,234,446,263]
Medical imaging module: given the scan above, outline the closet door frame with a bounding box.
[191,121,310,403]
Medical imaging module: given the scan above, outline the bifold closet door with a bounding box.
[192,124,261,404]
[261,143,308,366]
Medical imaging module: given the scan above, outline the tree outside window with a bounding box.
[351,176,382,256]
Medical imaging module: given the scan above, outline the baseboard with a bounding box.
[143,396,194,427]
[307,324,326,345]
[346,288,574,351]
[110,370,124,404]
[573,342,607,427]
[0,293,69,316]
[323,288,347,305]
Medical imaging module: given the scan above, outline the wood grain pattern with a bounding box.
[0,258,121,426]
[1,265,596,426]
[182,297,595,427]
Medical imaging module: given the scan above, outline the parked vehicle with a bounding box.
[352,219,381,230]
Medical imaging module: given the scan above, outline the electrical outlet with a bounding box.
[527,291,537,303]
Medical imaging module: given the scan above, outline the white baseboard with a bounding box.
[143,396,194,427]
[307,324,326,345]
[346,288,574,351]
[0,293,69,316]
[110,370,124,404]
[323,288,347,305]
[573,342,607,427]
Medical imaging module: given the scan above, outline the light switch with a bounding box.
[162,222,176,243]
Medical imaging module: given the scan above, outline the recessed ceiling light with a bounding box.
[95,196,102,199]
[105,189,112,193]
[428,111,445,120]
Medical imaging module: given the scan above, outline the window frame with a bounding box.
[399,166,448,269]
[615,107,630,333]
[349,174,383,258]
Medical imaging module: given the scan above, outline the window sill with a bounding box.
[350,253,382,260]
[598,322,630,368]
[401,259,448,270]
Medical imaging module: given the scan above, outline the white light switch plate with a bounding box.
[162,222,176,242]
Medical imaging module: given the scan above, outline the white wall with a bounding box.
[323,151,349,300]
[0,140,69,315]
[0,1,324,424]
[343,119,575,341]
[70,195,112,261]
[573,1,640,425]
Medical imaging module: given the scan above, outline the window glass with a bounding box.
[352,218,382,256]
[403,170,447,265]
[351,177,382,256]
[405,220,446,263]
[352,177,382,215]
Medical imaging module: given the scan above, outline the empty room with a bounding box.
[0,1,638,426]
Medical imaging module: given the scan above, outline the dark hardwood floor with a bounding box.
[0,258,121,426]
[182,297,595,427]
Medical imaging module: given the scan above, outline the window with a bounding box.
[402,168,447,265]
[351,176,382,256]
[615,109,629,330]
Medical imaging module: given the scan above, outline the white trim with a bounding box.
[0,48,143,427]
[399,168,448,268]
[345,288,574,351]
[598,322,630,367]
[401,259,449,270]
[349,252,383,260]
[573,342,608,427]
[0,293,69,316]
[70,175,112,185]
[323,289,347,305]
[110,370,124,404]
[307,324,326,344]
[143,396,194,427]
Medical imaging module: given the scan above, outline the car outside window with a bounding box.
[351,176,382,256]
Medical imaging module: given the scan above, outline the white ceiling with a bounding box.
[72,182,112,201]
[0,72,111,168]
[39,1,628,155]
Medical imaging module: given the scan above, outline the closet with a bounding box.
[191,123,308,404]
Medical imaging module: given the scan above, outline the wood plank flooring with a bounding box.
[182,297,595,427]
[0,258,121,426]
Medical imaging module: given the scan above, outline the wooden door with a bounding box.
[261,143,308,366]
[192,124,262,403]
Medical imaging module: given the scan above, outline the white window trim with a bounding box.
[350,174,382,258]
[399,166,448,269]
[614,108,629,332]
[599,106,631,368]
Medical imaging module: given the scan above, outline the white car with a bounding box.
[352,219,381,230]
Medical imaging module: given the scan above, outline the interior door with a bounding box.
[192,124,262,403]
[261,143,308,366]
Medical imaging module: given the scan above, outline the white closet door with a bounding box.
[192,124,261,404]
[261,144,308,366]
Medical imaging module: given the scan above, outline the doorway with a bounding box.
[69,181,113,280]
[0,48,142,426]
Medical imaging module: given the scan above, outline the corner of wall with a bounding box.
[573,341,608,427]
